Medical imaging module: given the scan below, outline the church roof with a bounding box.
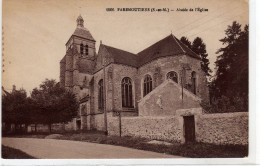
[137,34,200,66]
[102,44,138,67]
[72,27,95,41]
[99,34,200,68]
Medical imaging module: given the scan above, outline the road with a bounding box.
[2,137,182,159]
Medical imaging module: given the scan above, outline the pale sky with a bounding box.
[2,0,249,94]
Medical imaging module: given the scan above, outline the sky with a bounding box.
[2,0,249,94]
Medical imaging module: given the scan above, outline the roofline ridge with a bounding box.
[137,34,173,55]
[174,36,201,59]
[172,34,186,53]
[102,44,137,56]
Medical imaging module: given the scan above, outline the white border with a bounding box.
[1,0,259,165]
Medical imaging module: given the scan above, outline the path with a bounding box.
[2,137,182,159]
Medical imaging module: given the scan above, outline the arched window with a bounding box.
[98,79,104,110]
[143,75,152,97]
[80,44,84,54]
[191,71,196,94]
[85,45,88,56]
[121,77,133,108]
[166,71,178,83]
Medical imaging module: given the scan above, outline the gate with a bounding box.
[183,115,195,143]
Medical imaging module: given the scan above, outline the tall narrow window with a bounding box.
[80,44,84,54]
[143,75,152,97]
[85,45,89,56]
[191,71,196,95]
[121,77,133,108]
[98,79,104,110]
[167,71,178,83]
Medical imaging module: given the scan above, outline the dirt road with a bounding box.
[2,137,182,159]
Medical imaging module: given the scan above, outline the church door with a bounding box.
[183,115,195,143]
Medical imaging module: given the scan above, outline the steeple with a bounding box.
[77,15,84,27]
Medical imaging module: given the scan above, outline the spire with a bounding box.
[77,15,84,27]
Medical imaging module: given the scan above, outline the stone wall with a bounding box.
[91,113,105,131]
[137,55,209,102]
[185,55,209,102]
[108,115,183,142]
[138,79,201,116]
[112,64,138,112]
[196,112,248,145]
[105,111,248,145]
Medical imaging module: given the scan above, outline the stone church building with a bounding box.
[60,15,209,132]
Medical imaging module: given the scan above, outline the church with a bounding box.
[60,15,209,132]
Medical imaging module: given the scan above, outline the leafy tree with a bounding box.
[208,21,248,112]
[214,21,248,98]
[2,88,31,133]
[31,79,78,132]
[192,37,212,76]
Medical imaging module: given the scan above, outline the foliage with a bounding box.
[213,21,248,99]
[2,79,79,133]
[180,36,211,76]
[2,89,31,125]
[201,95,248,113]
[192,37,212,76]
[31,79,79,130]
[180,36,192,49]
[205,21,248,113]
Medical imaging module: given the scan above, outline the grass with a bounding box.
[2,145,36,159]
[55,132,248,158]
[4,131,248,158]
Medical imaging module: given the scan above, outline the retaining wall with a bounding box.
[196,112,248,145]
[106,111,248,145]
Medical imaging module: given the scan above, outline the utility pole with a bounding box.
[181,67,184,103]
[102,44,108,135]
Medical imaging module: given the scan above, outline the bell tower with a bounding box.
[77,15,84,28]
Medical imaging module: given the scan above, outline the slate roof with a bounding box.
[99,34,200,68]
[72,27,95,41]
[137,34,200,66]
[102,44,138,67]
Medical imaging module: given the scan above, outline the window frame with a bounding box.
[80,44,84,54]
[166,71,178,83]
[191,71,196,95]
[121,77,134,108]
[98,79,104,110]
[143,74,153,97]
[85,45,89,56]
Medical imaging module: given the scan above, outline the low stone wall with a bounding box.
[106,111,248,145]
[108,116,183,142]
[196,112,248,145]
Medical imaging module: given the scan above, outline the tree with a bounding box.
[31,79,78,132]
[180,36,192,49]
[2,88,31,133]
[214,21,248,98]
[208,21,248,112]
[192,37,212,76]
[180,36,211,76]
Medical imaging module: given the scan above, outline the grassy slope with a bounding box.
[2,145,36,159]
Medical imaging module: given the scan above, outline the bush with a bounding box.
[201,95,248,113]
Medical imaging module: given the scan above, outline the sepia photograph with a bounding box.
[1,0,255,165]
